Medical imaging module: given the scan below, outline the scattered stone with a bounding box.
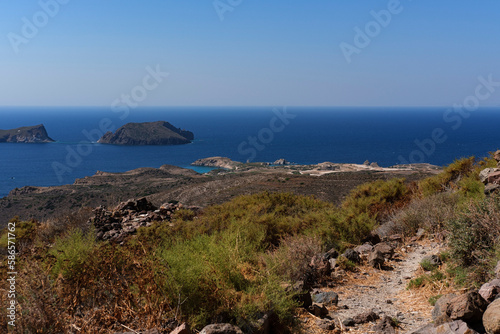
[368,250,385,269]
[342,318,355,327]
[312,291,339,306]
[199,324,243,334]
[372,315,397,334]
[342,249,361,263]
[170,323,191,334]
[483,299,500,334]
[446,291,488,323]
[316,319,336,330]
[308,303,329,318]
[479,279,500,303]
[373,242,395,259]
[353,310,379,324]
[91,198,197,242]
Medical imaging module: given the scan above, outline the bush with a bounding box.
[338,178,411,244]
[49,227,97,280]
[390,192,460,236]
[0,217,37,250]
[447,195,500,284]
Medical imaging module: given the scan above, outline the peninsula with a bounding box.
[98,121,194,145]
[0,124,54,143]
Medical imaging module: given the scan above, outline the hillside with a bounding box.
[98,121,194,145]
[0,124,54,143]
[1,153,500,333]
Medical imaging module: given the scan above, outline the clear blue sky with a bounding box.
[1,0,499,107]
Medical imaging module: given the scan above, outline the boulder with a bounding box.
[432,294,457,321]
[342,249,361,263]
[353,310,379,324]
[170,323,191,334]
[483,299,500,334]
[368,250,385,269]
[479,279,500,303]
[373,242,394,259]
[412,320,479,334]
[446,291,488,323]
[342,318,355,327]
[312,291,339,306]
[199,324,243,334]
[354,243,374,255]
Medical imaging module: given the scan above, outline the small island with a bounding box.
[0,124,54,143]
[98,121,194,145]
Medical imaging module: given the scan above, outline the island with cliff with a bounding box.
[0,124,54,143]
[98,121,194,145]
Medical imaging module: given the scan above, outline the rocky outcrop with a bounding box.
[482,152,500,195]
[0,124,54,143]
[98,121,193,145]
[90,198,198,242]
[273,158,290,165]
[191,157,242,169]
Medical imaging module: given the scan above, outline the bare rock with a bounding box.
[372,316,397,334]
[353,310,379,324]
[308,303,329,318]
[373,242,394,259]
[485,184,500,195]
[483,299,500,334]
[342,249,361,263]
[316,319,336,330]
[480,168,499,184]
[412,320,480,334]
[446,291,488,323]
[312,291,339,306]
[368,250,385,269]
[324,248,339,260]
[199,324,243,334]
[479,279,500,303]
[170,323,191,334]
[432,294,457,321]
[354,243,374,255]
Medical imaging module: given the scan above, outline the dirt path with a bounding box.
[300,240,444,333]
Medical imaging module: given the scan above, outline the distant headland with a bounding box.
[0,124,54,143]
[98,121,194,145]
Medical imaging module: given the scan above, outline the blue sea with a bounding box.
[1,106,499,198]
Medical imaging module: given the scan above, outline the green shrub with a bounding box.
[338,178,410,244]
[420,258,438,271]
[0,217,37,249]
[49,227,97,280]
